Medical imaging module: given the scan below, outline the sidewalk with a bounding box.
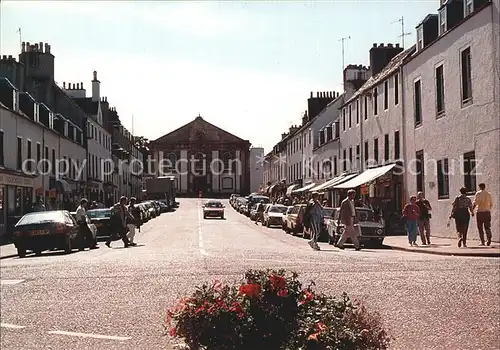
[384,236,500,257]
[0,244,18,259]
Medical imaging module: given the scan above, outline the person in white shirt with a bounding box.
[75,198,97,250]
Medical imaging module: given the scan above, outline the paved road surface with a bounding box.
[1,198,499,349]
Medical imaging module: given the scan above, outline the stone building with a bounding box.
[249,147,264,194]
[403,0,499,240]
[150,115,251,196]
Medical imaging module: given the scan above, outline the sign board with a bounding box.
[0,173,35,187]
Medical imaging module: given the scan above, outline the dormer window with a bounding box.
[439,8,447,35]
[417,26,424,50]
[464,0,473,16]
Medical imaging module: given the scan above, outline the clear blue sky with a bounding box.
[0,1,438,152]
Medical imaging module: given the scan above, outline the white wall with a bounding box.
[250,147,264,193]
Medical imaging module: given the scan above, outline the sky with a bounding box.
[0,0,438,152]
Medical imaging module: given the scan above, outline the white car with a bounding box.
[263,204,288,227]
[203,200,225,219]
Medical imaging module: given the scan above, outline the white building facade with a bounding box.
[403,0,500,241]
[250,147,264,193]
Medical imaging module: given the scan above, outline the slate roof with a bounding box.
[343,45,416,106]
[151,116,249,146]
[72,97,99,115]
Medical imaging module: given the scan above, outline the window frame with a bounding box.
[417,26,424,50]
[464,0,473,17]
[463,151,477,194]
[384,134,390,162]
[437,158,450,199]
[394,131,400,160]
[364,96,368,120]
[17,136,23,170]
[414,79,422,127]
[373,138,379,163]
[416,150,424,194]
[356,99,360,124]
[384,80,389,110]
[435,63,445,117]
[460,47,473,106]
[0,130,4,167]
[394,74,399,105]
[373,87,378,115]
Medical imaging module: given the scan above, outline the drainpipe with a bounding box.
[400,65,407,207]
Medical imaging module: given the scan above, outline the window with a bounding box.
[343,149,347,171]
[461,47,472,104]
[0,131,4,166]
[374,138,379,163]
[333,156,338,176]
[348,104,352,128]
[17,137,22,170]
[349,147,353,166]
[364,141,369,163]
[384,134,390,162]
[463,151,477,194]
[439,8,447,35]
[384,80,389,110]
[52,149,56,175]
[27,140,32,171]
[417,26,423,50]
[356,100,360,124]
[364,96,368,120]
[437,158,450,199]
[373,88,378,115]
[414,80,422,126]
[36,143,41,165]
[394,131,400,160]
[356,144,360,164]
[44,146,48,173]
[436,64,445,116]
[416,150,424,193]
[394,74,399,105]
[342,109,346,131]
[464,0,473,16]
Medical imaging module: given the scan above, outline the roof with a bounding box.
[73,97,99,115]
[151,116,249,146]
[343,46,416,106]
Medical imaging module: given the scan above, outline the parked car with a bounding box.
[70,211,98,246]
[282,206,294,232]
[203,200,225,219]
[263,204,288,227]
[327,207,385,247]
[285,204,307,235]
[12,210,80,257]
[86,208,114,238]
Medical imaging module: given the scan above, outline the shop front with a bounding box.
[0,170,36,239]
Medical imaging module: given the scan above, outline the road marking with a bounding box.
[47,330,131,341]
[0,279,25,285]
[198,200,209,256]
[1,323,26,329]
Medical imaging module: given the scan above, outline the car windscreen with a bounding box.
[252,197,270,203]
[17,211,65,225]
[323,208,334,217]
[205,202,223,208]
[269,206,288,213]
[87,210,111,219]
[357,209,374,221]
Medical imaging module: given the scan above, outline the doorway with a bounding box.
[193,175,208,194]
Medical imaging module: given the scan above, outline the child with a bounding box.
[403,196,420,246]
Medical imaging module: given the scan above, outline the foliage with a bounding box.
[165,269,391,350]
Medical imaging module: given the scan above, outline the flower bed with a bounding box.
[166,269,391,349]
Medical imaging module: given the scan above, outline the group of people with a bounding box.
[402,183,493,247]
[75,196,143,249]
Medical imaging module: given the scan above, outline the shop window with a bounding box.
[416,150,424,193]
[463,151,477,194]
[394,131,400,160]
[17,137,23,170]
[437,158,450,199]
[0,130,4,166]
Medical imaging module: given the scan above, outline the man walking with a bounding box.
[336,189,361,250]
[127,197,141,246]
[473,183,493,246]
[305,192,323,251]
[255,200,265,225]
[106,196,132,248]
[75,198,97,250]
[416,192,432,245]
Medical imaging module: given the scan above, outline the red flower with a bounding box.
[315,322,328,332]
[238,283,261,297]
[277,288,288,297]
[169,327,177,337]
[212,280,223,291]
[299,290,314,305]
[269,274,286,290]
[229,301,245,318]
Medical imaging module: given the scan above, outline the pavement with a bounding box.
[1,198,499,349]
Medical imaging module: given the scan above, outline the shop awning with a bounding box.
[286,184,299,196]
[333,164,397,189]
[309,174,349,192]
[293,182,316,193]
[56,179,70,193]
[268,184,276,193]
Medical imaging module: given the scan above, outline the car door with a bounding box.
[64,212,79,240]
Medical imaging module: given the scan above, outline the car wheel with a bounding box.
[17,247,26,258]
[64,237,72,254]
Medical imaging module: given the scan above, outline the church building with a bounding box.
[149,115,251,196]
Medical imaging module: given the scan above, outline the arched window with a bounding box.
[167,152,177,172]
[222,152,232,173]
[194,152,205,172]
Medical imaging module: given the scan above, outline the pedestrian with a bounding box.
[472,183,493,246]
[305,192,323,251]
[75,198,97,250]
[255,200,265,225]
[416,192,432,245]
[402,196,420,246]
[450,187,474,248]
[33,197,46,212]
[106,196,132,248]
[336,189,361,250]
[127,197,141,246]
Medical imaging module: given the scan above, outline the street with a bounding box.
[1,198,499,350]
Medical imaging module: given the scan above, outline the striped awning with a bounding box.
[286,184,299,196]
[292,183,316,193]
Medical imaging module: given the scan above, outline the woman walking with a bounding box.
[403,196,420,246]
[450,187,474,247]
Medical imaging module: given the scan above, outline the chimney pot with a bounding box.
[80,82,83,89]
[93,71,97,80]
[379,43,384,47]
[47,44,51,53]
[8,55,12,59]
[39,42,43,52]
[63,82,66,89]
[45,43,49,52]
[395,43,400,48]
[1,55,6,60]
[34,43,39,51]
[388,43,393,48]
[21,42,25,52]
[373,43,377,47]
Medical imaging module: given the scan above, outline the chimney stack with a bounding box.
[39,42,44,52]
[63,82,66,89]
[80,82,83,89]
[46,44,51,54]
[369,42,404,77]
[92,70,100,102]
[21,42,25,52]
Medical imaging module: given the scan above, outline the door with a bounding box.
[193,175,207,194]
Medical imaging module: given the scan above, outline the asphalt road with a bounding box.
[1,198,499,349]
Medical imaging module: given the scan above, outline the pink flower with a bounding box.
[212,280,223,291]
[277,289,288,297]
[169,327,177,337]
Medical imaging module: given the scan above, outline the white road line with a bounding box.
[198,200,209,256]
[1,323,26,329]
[0,279,25,285]
[47,330,131,341]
